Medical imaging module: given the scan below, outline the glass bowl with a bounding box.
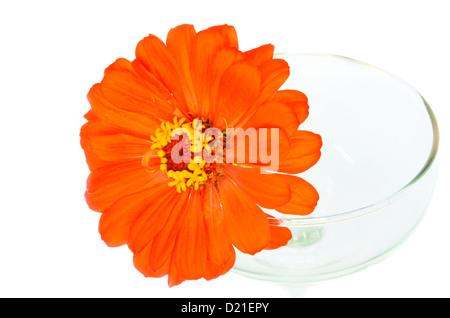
[232,54,439,285]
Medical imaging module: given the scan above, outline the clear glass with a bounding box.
[232,54,439,285]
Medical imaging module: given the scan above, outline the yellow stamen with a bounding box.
[157,150,165,158]
[151,143,161,150]
[146,116,224,193]
[168,180,177,187]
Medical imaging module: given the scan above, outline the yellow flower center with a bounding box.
[143,117,224,193]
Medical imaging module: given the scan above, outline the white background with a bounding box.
[0,0,449,298]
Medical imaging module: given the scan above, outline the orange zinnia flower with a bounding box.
[80,24,322,286]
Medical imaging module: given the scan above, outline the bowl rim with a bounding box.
[271,53,440,225]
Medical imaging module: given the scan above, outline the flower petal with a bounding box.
[218,178,270,255]
[80,118,135,171]
[100,58,175,118]
[147,191,191,272]
[98,178,169,247]
[264,215,292,250]
[189,25,240,118]
[213,60,261,128]
[135,33,198,117]
[83,109,97,121]
[85,161,164,212]
[87,83,161,139]
[255,58,290,105]
[278,130,323,174]
[166,24,198,114]
[206,24,239,48]
[135,34,181,93]
[88,134,150,162]
[130,58,187,116]
[172,191,207,280]
[243,101,300,137]
[203,184,233,267]
[127,186,179,254]
[223,164,291,209]
[244,44,274,65]
[168,263,185,287]
[203,249,236,281]
[80,118,120,151]
[133,242,169,278]
[271,89,309,125]
[275,175,320,215]
[205,47,244,120]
